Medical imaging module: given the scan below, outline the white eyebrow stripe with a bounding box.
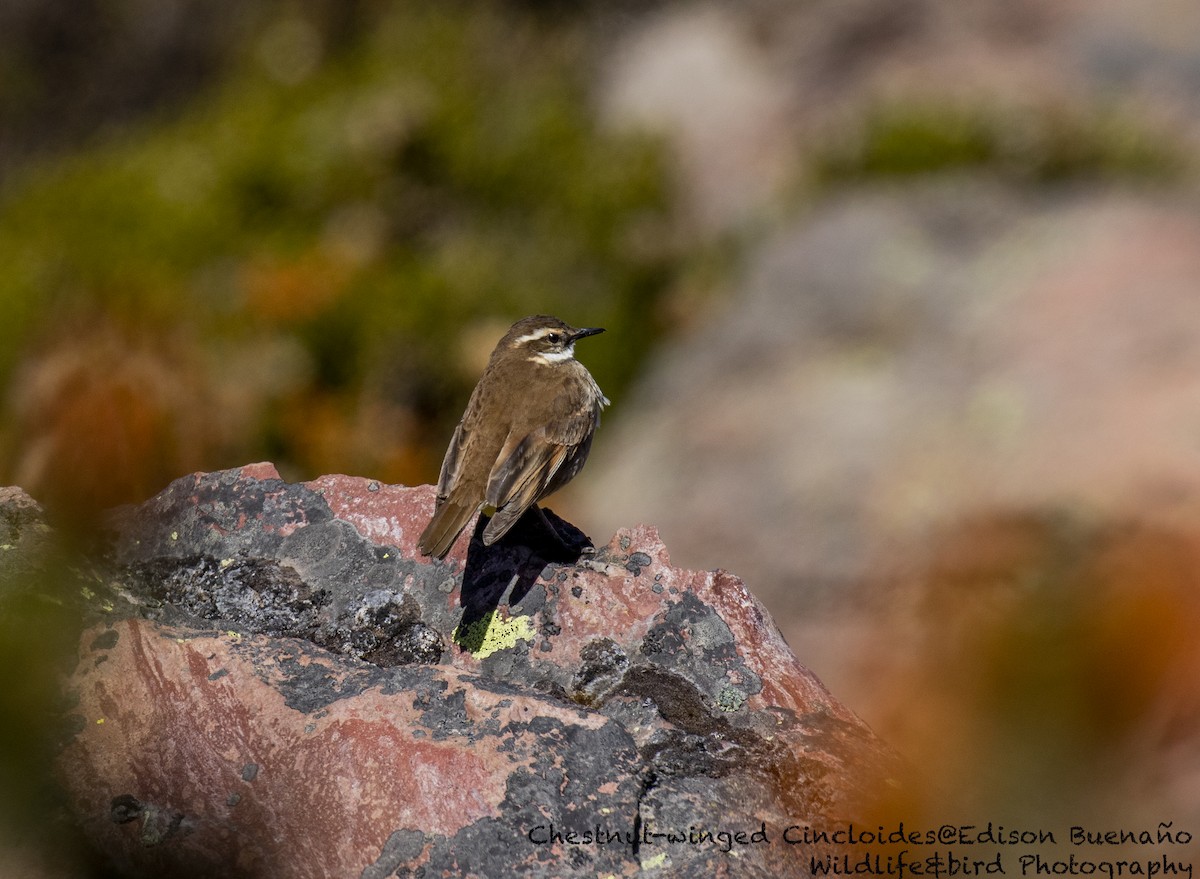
[512,328,560,345]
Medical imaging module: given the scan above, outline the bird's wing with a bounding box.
[418,418,476,558]
[484,430,567,514]
[481,389,597,545]
[434,418,467,501]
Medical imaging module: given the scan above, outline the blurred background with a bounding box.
[2,0,1200,873]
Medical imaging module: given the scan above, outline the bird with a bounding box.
[418,314,609,559]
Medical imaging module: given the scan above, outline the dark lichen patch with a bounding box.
[368,618,443,666]
[625,551,653,576]
[113,513,449,670]
[416,687,473,741]
[415,820,538,879]
[531,677,573,705]
[277,520,385,593]
[613,665,800,814]
[89,629,119,651]
[115,492,454,671]
[268,644,385,713]
[109,794,185,847]
[125,555,329,639]
[329,592,445,666]
[107,475,334,566]
[640,729,756,780]
[797,707,873,739]
[361,828,430,879]
[395,716,642,879]
[110,794,142,824]
[638,592,763,712]
[570,638,629,706]
[793,706,892,766]
[515,587,549,629]
[275,662,372,713]
[617,664,726,737]
[479,635,534,683]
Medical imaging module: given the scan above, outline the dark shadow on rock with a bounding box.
[455,506,591,652]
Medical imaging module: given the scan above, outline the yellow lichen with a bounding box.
[641,852,668,870]
[452,611,535,658]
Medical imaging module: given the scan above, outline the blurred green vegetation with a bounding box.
[0,2,684,519]
[0,497,103,874]
[812,99,1187,184]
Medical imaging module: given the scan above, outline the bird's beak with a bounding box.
[570,327,605,342]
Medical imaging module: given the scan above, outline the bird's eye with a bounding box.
[547,333,562,345]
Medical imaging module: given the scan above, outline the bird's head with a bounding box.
[500,315,605,365]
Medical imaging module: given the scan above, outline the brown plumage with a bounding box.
[418,315,608,559]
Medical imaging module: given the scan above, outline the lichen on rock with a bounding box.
[29,464,905,877]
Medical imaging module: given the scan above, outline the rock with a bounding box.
[52,465,902,878]
[0,487,50,586]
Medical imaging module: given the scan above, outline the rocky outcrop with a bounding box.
[48,464,901,878]
[0,486,50,583]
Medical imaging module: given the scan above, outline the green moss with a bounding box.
[0,3,683,488]
[812,99,1186,185]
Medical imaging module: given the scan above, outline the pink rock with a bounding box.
[56,466,902,877]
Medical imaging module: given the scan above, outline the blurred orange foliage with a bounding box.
[8,318,216,526]
[868,512,1200,821]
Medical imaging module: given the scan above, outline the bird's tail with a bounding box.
[418,498,476,559]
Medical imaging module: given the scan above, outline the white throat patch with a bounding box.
[530,344,576,365]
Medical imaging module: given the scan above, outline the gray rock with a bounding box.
[40,465,902,878]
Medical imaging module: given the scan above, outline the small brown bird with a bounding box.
[418,315,609,559]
